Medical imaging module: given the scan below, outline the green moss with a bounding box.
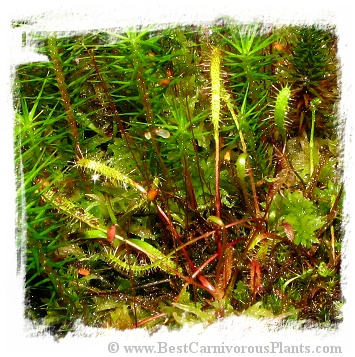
[16,22,343,336]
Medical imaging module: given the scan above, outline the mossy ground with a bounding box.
[15,21,343,337]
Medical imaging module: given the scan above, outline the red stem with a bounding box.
[155,204,216,294]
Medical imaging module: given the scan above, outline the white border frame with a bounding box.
[2,1,354,356]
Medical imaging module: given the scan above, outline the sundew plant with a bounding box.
[15,20,343,337]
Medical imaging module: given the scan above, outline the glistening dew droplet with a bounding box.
[154,128,170,139]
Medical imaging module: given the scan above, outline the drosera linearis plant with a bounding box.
[16,22,343,335]
[77,152,218,295]
[38,180,181,276]
[273,85,291,144]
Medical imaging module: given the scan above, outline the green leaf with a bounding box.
[274,85,291,142]
[318,262,335,277]
[172,302,211,321]
[245,302,274,318]
[279,190,325,248]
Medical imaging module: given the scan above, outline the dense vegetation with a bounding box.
[15,21,343,337]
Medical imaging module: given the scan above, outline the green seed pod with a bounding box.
[207,215,225,227]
